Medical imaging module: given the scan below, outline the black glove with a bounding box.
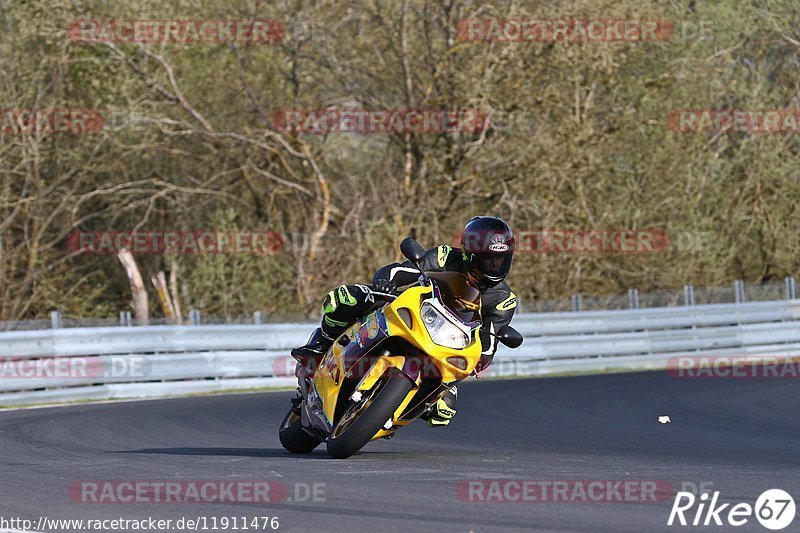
[474,354,493,375]
[371,278,397,295]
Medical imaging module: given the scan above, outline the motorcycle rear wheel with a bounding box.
[279,410,323,453]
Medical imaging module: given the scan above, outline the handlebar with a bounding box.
[370,291,398,301]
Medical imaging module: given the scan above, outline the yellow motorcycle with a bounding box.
[279,238,523,459]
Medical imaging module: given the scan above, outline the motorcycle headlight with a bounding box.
[421,303,469,349]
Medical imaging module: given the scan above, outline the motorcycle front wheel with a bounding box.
[326,368,413,459]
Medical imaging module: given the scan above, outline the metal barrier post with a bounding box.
[734,279,745,303]
[683,284,694,306]
[119,311,133,326]
[785,276,796,300]
[628,288,640,309]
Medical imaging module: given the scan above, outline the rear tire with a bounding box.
[326,368,413,459]
[279,410,323,453]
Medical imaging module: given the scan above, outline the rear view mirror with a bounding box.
[496,325,523,348]
[400,237,426,264]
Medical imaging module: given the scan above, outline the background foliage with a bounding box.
[1,0,799,320]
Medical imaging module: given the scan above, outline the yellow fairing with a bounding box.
[315,321,360,423]
[381,285,483,382]
[315,284,482,436]
[354,355,408,392]
[314,350,339,423]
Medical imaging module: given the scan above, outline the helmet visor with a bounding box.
[471,251,513,284]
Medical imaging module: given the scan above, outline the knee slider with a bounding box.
[335,285,357,306]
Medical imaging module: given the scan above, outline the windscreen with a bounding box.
[425,271,481,323]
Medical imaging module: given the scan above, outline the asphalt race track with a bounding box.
[1,372,798,532]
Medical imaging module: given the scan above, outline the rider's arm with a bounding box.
[479,288,518,361]
[372,261,421,287]
[372,244,454,287]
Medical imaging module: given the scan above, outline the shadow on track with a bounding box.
[110,447,323,458]
[110,447,404,459]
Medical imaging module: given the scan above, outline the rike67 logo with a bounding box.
[668,489,796,530]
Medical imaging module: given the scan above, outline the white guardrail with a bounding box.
[1,299,800,406]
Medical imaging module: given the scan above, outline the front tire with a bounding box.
[279,410,323,453]
[326,368,413,459]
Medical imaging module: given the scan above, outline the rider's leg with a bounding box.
[291,285,376,369]
[422,386,458,427]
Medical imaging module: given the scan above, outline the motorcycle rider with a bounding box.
[291,216,517,426]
